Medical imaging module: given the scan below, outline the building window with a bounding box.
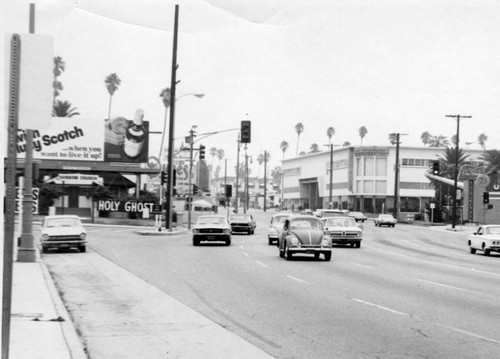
[375,180,386,194]
[356,158,362,176]
[363,180,373,193]
[364,158,374,176]
[375,157,387,176]
[356,180,362,193]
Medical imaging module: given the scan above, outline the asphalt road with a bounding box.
[44,212,500,358]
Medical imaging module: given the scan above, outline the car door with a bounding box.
[472,226,484,248]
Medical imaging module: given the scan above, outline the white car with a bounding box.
[374,214,397,227]
[468,225,500,256]
[40,215,87,253]
[322,217,363,248]
[267,213,291,245]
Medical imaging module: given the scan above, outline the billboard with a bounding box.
[17,115,150,163]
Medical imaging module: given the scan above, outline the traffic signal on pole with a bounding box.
[160,171,167,185]
[225,184,232,197]
[199,145,205,160]
[241,120,251,144]
[193,184,199,194]
[483,191,490,204]
[432,161,440,176]
[172,169,176,187]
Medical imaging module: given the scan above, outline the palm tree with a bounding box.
[257,153,265,179]
[271,166,282,191]
[295,122,304,156]
[105,73,121,121]
[53,56,65,104]
[52,100,80,117]
[280,141,289,160]
[158,87,171,160]
[429,135,449,147]
[309,143,320,153]
[483,149,500,186]
[437,147,470,179]
[478,133,488,151]
[359,126,367,146]
[326,127,335,145]
[451,135,458,146]
[342,141,351,147]
[210,147,218,169]
[421,131,432,147]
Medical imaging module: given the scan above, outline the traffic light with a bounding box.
[241,120,251,144]
[225,184,232,197]
[193,184,199,194]
[172,169,176,187]
[483,191,490,204]
[160,171,167,185]
[432,161,440,176]
[199,145,206,160]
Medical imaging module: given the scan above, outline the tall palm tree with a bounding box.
[309,143,320,153]
[326,127,335,145]
[295,122,304,156]
[105,73,121,121]
[483,149,500,186]
[421,131,432,147]
[52,100,80,117]
[257,153,265,179]
[358,126,368,146]
[158,87,171,160]
[437,147,470,179]
[210,147,218,168]
[280,141,289,160]
[53,56,65,104]
[478,133,488,151]
[342,141,351,147]
[429,135,449,147]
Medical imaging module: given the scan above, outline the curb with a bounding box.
[39,260,88,359]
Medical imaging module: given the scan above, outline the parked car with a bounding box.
[40,215,87,253]
[313,209,348,219]
[278,215,332,261]
[467,225,500,256]
[348,211,367,223]
[374,214,397,227]
[267,213,291,245]
[322,216,363,248]
[228,213,256,234]
[192,215,232,246]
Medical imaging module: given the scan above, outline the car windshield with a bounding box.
[230,215,251,221]
[290,218,322,230]
[273,215,289,224]
[198,217,227,225]
[350,212,362,216]
[485,226,500,235]
[325,218,357,227]
[45,218,81,228]
[380,215,393,219]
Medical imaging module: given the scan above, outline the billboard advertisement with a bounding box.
[17,113,150,164]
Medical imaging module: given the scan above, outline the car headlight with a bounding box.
[290,235,299,246]
[322,236,332,246]
[80,233,87,240]
[269,227,278,235]
[192,229,199,234]
[224,229,231,234]
[357,232,362,237]
[42,234,49,241]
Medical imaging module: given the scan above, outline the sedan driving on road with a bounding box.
[323,216,363,248]
[40,215,87,253]
[192,215,232,246]
[374,214,397,227]
[348,211,367,223]
[278,215,332,261]
[228,214,256,234]
[468,225,500,256]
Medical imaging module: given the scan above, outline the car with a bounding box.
[192,215,232,246]
[267,213,291,245]
[467,225,500,256]
[228,213,256,234]
[348,211,367,223]
[322,216,363,248]
[278,215,332,261]
[40,215,87,253]
[374,214,397,227]
[313,209,348,219]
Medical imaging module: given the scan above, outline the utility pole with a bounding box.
[391,133,408,220]
[264,151,268,212]
[187,127,195,229]
[165,5,179,231]
[328,144,333,209]
[446,114,471,229]
[234,133,241,213]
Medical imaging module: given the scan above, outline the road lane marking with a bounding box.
[436,323,500,344]
[352,298,409,316]
[243,252,249,257]
[350,262,373,269]
[417,279,468,292]
[286,275,308,284]
[256,261,268,268]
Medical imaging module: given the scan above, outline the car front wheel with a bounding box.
[470,247,476,254]
[285,241,293,260]
[324,252,332,261]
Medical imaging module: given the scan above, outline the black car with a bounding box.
[228,214,256,234]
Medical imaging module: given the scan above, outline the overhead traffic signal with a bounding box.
[160,171,167,185]
[225,184,232,197]
[241,120,251,144]
[193,184,199,194]
[483,191,490,204]
[432,161,440,176]
[199,145,206,160]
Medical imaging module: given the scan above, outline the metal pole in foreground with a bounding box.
[165,5,179,231]
[234,133,241,213]
[187,128,195,229]
[328,144,333,208]
[264,151,267,212]
[393,133,400,220]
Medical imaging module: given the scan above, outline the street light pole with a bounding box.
[446,114,471,229]
[390,133,408,220]
[187,126,196,229]
[234,133,241,213]
[328,144,333,209]
[264,151,268,212]
[244,144,248,214]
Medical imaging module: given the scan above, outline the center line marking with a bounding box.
[436,323,500,344]
[256,261,268,268]
[352,298,409,316]
[243,252,249,257]
[286,275,308,284]
[417,279,468,291]
[350,262,372,269]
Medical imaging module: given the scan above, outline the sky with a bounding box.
[3,0,500,176]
